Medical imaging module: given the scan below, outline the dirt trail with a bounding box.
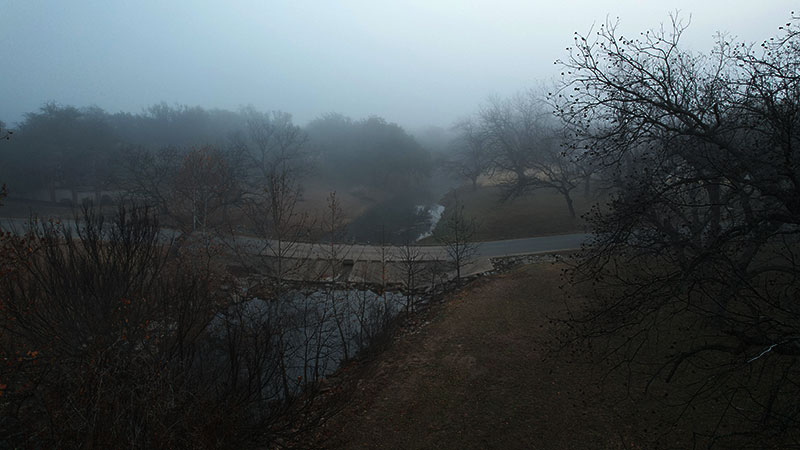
[307,263,653,450]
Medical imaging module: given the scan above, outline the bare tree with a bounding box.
[557,14,800,447]
[518,133,582,217]
[239,108,310,184]
[319,191,354,360]
[0,120,11,205]
[398,240,426,312]
[478,91,583,216]
[0,204,221,448]
[120,145,179,214]
[226,108,314,287]
[0,202,357,448]
[171,146,246,233]
[435,195,480,283]
[238,151,313,291]
[120,145,246,233]
[448,118,493,190]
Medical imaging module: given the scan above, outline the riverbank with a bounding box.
[418,186,593,244]
[291,262,696,449]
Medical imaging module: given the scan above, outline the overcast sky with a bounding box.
[0,1,796,130]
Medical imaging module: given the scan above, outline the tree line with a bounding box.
[0,103,432,213]
[0,101,473,448]
[4,10,800,448]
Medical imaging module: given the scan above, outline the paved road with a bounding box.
[0,217,587,261]
[475,233,587,258]
[228,232,587,262]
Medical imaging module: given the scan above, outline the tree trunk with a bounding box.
[564,191,576,218]
[706,182,721,240]
[583,176,591,198]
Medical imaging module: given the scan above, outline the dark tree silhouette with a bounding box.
[306,113,432,190]
[120,145,246,233]
[448,118,493,190]
[476,91,584,216]
[0,120,11,205]
[0,120,11,141]
[557,14,800,447]
[435,195,480,283]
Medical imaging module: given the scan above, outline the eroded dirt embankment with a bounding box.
[297,263,663,450]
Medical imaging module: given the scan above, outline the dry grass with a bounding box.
[0,181,385,230]
[298,180,387,223]
[302,263,680,449]
[300,261,795,449]
[2,184,593,242]
[423,186,595,243]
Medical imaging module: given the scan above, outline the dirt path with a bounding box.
[305,263,655,449]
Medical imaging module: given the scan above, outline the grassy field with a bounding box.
[425,186,595,243]
[2,184,594,242]
[299,263,779,449]
[0,182,386,236]
[298,180,387,223]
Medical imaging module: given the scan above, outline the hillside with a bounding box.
[297,262,687,449]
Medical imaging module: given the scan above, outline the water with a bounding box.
[415,204,445,241]
[346,193,439,244]
[207,288,409,398]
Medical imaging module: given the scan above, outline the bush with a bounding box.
[0,205,327,448]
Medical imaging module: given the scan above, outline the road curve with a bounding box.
[0,217,588,261]
[475,233,588,258]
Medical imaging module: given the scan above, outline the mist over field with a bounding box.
[2,1,800,448]
[0,1,793,129]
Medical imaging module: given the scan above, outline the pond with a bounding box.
[206,287,412,400]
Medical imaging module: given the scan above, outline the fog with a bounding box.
[6,3,800,447]
[1,0,795,129]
